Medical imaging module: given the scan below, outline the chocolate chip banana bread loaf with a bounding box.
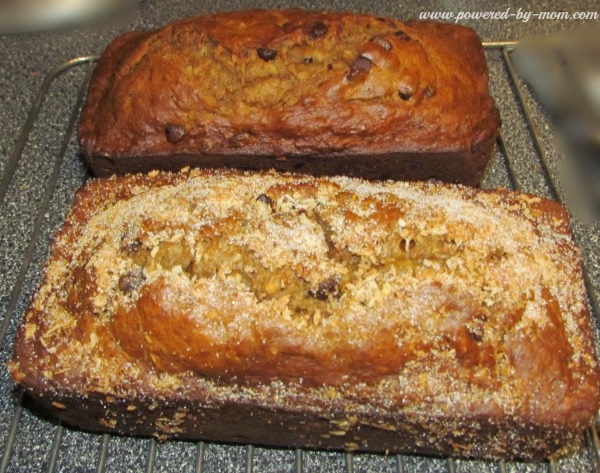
[9,169,599,460]
[78,9,500,184]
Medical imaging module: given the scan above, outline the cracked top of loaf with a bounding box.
[10,169,599,432]
[78,9,500,179]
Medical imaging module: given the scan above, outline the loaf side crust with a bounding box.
[10,169,599,460]
[78,10,501,184]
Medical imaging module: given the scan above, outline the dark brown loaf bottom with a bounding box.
[9,170,599,461]
[88,143,496,186]
[21,385,582,460]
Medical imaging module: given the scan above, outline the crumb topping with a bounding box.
[11,169,599,427]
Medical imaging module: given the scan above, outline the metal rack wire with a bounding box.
[0,43,598,473]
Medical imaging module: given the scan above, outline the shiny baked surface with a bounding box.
[78,10,500,181]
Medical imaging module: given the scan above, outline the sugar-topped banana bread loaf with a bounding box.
[9,169,599,460]
[78,9,500,184]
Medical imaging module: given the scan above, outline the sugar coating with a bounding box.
[9,168,600,459]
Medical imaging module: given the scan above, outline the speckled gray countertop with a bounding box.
[0,1,599,472]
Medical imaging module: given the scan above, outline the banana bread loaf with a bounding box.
[9,169,599,460]
[78,9,500,184]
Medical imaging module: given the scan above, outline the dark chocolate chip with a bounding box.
[257,47,278,61]
[122,239,142,254]
[303,57,313,64]
[394,30,410,41]
[314,212,334,251]
[118,268,146,294]
[310,276,341,301]
[398,86,413,100]
[424,86,436,98]
[468,328,484,342]
[327,63,333,71]
[309,21,328,39]
[256,193,274,208]
[165,124,186,143]
[370,35,392,51]
[347,56,371,80]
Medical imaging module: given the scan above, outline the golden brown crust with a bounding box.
[9,168,599,460]
[78,10,500,184]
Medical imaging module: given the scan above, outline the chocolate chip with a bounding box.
[303,57,313,64]
[347,56,371,80]
[165,124,186,143]
[309,21,328,39]
[309,276,341,301]
[394,30,410,41]
[313,212,334,251]
[370,35,392,51]
[424,86,436,98]
[327,63,333,71]
[257,47,278,61]
[398,86,413,100]
[118,268,146,294]
[468,328,484,342]
[122,239,142,254]
[256,193,274,208]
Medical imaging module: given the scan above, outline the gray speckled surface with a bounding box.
[0,1,599,472]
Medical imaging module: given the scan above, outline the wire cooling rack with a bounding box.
[0,43,599,473]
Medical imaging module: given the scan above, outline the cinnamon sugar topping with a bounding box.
[9,169,599,440]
